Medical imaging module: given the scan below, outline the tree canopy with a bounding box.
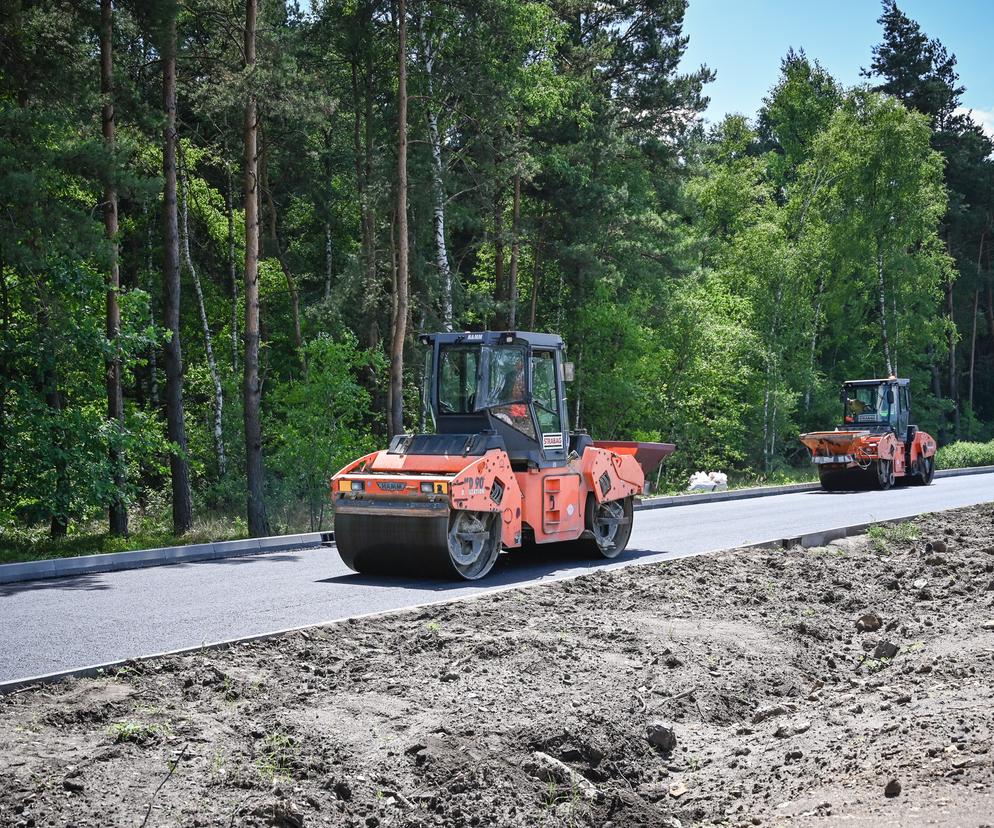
[0,0,990,540]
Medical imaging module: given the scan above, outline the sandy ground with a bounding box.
[1,503,993,828]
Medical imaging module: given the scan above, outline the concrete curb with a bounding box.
[0,531,331,586]
[0,505,958,696]
[636,464,994,511]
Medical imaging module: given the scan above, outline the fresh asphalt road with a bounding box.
[2,472,993,684]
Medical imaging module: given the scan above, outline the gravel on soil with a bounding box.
[2,503,994,827]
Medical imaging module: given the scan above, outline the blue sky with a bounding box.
[679,0,994,136]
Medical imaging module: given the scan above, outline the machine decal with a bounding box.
[543,432,564,449]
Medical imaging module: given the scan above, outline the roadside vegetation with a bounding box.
[935,438,994,469]
[0,511,246,566]
[1,0,991,555]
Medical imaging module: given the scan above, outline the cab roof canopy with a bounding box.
[844,378,909,386]
[418,331,565,349]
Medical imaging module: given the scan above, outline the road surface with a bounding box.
[2,472,992,684]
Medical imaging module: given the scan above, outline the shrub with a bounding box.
[935,439,994,470]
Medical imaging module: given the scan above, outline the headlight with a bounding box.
[420,482,434,493]
[351,480,365,492]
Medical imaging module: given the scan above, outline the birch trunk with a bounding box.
[418,24,453,331]
[180,157,226,476]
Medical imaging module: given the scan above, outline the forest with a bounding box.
[1,0,992,546]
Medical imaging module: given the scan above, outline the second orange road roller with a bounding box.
[330,330,675,580]
[799,376,937,491]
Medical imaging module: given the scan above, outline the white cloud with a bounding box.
[954,106,994,141]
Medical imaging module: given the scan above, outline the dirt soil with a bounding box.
[2,503,994,828]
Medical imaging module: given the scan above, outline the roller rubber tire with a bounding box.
[875,459,894,491]
[911,455,935,486]
[818,469,843,491]
[558,495,634,560]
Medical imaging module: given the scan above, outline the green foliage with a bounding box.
[267,334,381,530]
[935,439,994,469]
[0,0,991,558]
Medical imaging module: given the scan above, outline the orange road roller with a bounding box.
[800,377,936,491]
[331,331,675,579]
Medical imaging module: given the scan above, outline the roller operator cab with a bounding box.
[330,331,675,580]
[799,377,937,491]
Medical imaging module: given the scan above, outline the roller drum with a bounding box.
[334,499,502,580]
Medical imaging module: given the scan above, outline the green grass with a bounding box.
[936,438,994,470]
[255,730,295,781]
[0,514,247,566]
[867,521,919,552]
[108,719,172,744]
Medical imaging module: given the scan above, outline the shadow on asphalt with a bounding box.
[0,552,312,596]
[317,546,669,591]
[201,552,306,567]
[0,574,111,597]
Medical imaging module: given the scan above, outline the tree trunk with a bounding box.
[968,288,978,415]
[804,273,824,411]
[986,281,994,369]
[388,0,409,438]
[324,222,333,299]
[493,185,505,328]
[529,217,545,330]
[227,163,239,372]
[43,356,69,539]
[180,154,226,476]
[144,203,159,407]
[161,7,192,534]
[572,347,582,430]
[419,22,453,331]
[946,275,959,436]
[508,172,521,329]
[969,230,986,416]
[351,24,378,348]
[243,0,268,537]
[261,177,303,360]
[101,0,127,536]
[876,241,893,376]
[0,262,10,490]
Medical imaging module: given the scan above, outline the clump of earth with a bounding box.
[2,503,993,827]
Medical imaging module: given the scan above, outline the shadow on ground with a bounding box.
[317,545,677,592]
[0,574,111,597]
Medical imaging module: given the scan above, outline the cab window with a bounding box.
[438,346,479,414]
[489,347,535,438]
[531,350,563,443]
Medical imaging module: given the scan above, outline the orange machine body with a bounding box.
[331,440,662,550]
[799,376,937,490]
[798,429,936,477]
